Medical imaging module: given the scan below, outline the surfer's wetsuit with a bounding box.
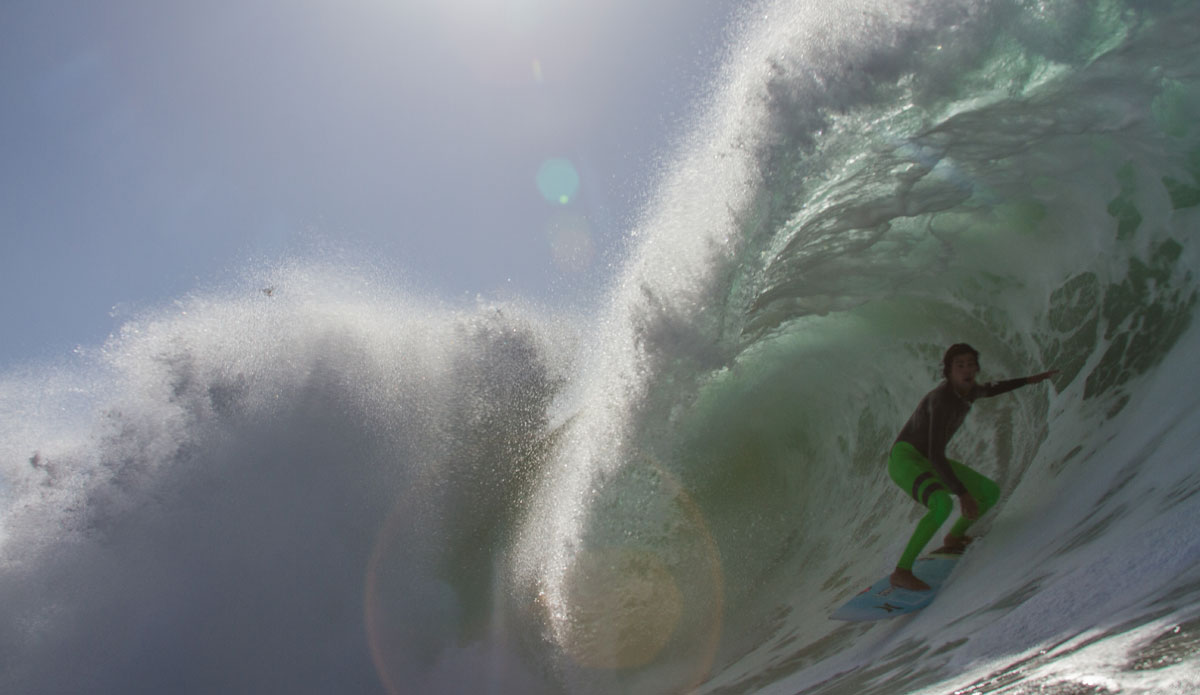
[889,377,1028,570]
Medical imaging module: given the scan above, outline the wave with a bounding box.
[3,0,1200,693]
[517,0,1200,692]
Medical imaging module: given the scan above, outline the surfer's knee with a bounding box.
[926,490,953,525]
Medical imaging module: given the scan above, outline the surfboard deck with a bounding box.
[830,554,959,622]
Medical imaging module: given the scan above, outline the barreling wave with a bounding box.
[517,0,1200,693]
[3,0,1200,693]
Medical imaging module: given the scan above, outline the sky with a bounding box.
[0,0,743,368]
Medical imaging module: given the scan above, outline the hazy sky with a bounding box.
[0,0,741,367]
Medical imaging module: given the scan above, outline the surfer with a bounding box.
[888,344,1057,591]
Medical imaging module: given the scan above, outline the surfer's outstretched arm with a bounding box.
[979,369,1059,398]
[1025,370,1058,384]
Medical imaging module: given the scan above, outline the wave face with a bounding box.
[4,0,1200,693]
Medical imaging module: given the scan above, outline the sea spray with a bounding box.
[0,264,578,693]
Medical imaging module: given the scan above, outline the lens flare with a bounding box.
[536,158,580,205]
[558,547,684,670]
[542,451,724,690]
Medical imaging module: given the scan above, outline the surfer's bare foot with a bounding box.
[933,533,973,555]
[890,568,931,591]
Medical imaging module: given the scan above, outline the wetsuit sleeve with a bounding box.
[979,377,1029,398]
[926,393,968,495]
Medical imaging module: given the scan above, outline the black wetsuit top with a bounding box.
[894,378,1028,494]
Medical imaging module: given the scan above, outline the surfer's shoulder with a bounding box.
[929,380,956,401]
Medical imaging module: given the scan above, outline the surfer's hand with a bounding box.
[1026,370,1059,384]
[959,493,980,520]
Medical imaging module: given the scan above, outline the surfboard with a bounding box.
[830,554,959,621]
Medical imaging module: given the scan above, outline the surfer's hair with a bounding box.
[942,343,980,379]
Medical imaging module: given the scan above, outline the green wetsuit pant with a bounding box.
[888,441,1001,570]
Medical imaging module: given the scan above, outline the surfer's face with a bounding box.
[949,354,979,392]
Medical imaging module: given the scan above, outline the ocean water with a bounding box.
[4,0,1200,693]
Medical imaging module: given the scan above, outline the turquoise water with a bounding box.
[3,0,1200,693]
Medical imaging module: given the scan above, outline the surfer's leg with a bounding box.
[897,490,953,570]
[888,443,954,570]
[944,458,1000,538]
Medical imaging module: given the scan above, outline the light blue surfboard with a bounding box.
[830,554,959,621]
